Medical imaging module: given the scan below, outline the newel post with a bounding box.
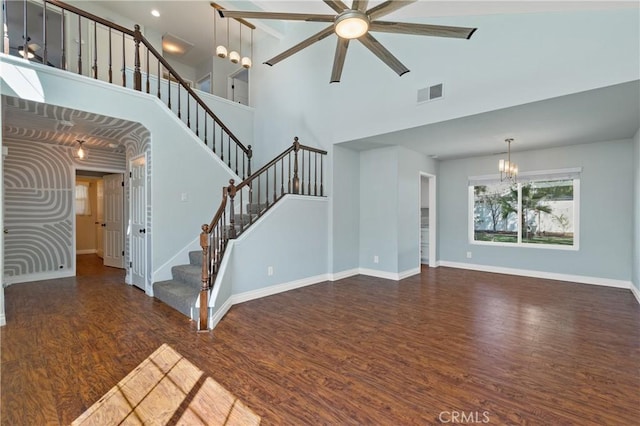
[199,224,210,331]
[133,24,142,91]
[227,179,237,239]
[292,137,301,194]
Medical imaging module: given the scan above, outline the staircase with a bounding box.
[152,206,261,320]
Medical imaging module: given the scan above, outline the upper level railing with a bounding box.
[1,0,252,178]
[198,137,327,330]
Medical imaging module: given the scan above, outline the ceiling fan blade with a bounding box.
[219,10,335,22]
[370,21,477,39]
[265,25,336,66]
[330,38,350,83]
[367,0,417,21]
[358,32,409,76]
[352,0,369,12]
[323,0,349,13]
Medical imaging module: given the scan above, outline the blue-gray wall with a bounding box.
[359,147,399,273]
[334,143,439,277]
[332,145,360,274]
[439,139,634,282]
[633,128,640,292]
[230,196,329,294]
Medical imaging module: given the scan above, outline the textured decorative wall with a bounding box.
[3,139,126,282]
[2,95,151,285]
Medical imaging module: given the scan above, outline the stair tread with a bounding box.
[153,280,200,318]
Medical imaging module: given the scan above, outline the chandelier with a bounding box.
[498,138,518,182]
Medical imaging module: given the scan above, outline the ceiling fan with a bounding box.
[218,0,477,83]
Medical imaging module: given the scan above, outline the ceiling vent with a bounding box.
[417,83,444,104]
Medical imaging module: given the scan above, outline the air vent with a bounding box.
[417,83,444,104]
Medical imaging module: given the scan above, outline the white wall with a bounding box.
[438,139,634,284]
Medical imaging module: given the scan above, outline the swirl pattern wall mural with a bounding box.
[2,95,149,284]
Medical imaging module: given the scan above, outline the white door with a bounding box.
[130,156,146,290]
[103,173,124,268]
[96,179,104,258]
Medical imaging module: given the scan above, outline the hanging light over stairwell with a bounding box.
[215,10,228,58]
[228,19,240,64]
[241,26,253,69]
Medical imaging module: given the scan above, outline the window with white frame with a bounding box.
[75,182,92,216]
[469,168,580,249]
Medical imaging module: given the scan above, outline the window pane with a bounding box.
[521,180,573,246]
[473,182,518,243]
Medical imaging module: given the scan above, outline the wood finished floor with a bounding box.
[1,254,639,425]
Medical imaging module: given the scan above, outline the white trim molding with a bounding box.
[232,273,330,305]
[630,284,640,305]
[0,314,6,327]
[329,269,360,281]
[3,270,75,286]
[358,267,421,281]
[76,249,97,255]
[439,260,632,289]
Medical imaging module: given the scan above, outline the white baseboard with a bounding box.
[329,268,360,281]
[330,267,421,282]
[398,267,421,280]
[231,273,330,305]
[3,269,74,286]
[76,249,97,255]
[358,267,421,281]
[209,297,234,330]
[631,284,640,305]
[438,261,632,289]
[0,313,5,327]
[205,273,330,329]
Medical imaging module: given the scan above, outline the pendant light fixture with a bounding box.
[498,138,518,182]
[73,140,88,160]
[241,27,253,69]
[216,11,228,58]
[228,20,240,64]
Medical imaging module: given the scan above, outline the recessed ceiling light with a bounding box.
[151,9,160,18]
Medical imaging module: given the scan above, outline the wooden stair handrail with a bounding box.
[135,33,250,155]
[199,137,327,330]
[28,0,251,171]
[236,137,327,193]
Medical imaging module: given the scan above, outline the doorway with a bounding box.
[75,170,125,272]
[419,173,437,267]
[227,68,249,105]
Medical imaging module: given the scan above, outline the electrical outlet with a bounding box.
[374,255,379,264]
[267,266,273,276]
[466,251,472,259]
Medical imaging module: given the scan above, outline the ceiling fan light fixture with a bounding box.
[334,11,369,39]
[229,50,240,64]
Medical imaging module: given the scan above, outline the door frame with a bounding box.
[419,172,437,268]
[73,166,125,275]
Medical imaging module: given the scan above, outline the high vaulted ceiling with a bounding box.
[88,1,637,68]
